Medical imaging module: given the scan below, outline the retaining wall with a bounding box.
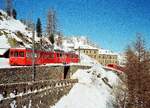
[0,79,78,108]
[0,64,91,108]
[0,64,91,84]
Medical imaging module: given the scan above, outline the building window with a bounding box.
[103,55,105,59]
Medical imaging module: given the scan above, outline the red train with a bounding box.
[106,63,125,73]
[9,48,80,66]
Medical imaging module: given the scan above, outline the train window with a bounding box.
[14,51,18,57]
[10,51,14,57]
[34,53,37,58]
[71,54,74,58]
[75,55,77,58]
[60,53,62,58]
[37,53,41,58]
[57,53,59,57]
[19,51,24,57]
[26,52,31,58]
[50,53,54,58]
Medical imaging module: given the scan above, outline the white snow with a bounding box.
[10,100,17,108]
[0,18,27,33]
[10,93,15,98]
[52,55,120,108]
[79,53,99,66]
[0,58,10,68]
[0,94,3,101]
[63,36,98,50]
[0,35,10,48]
[99,48,118,55]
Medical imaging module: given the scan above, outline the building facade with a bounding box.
[75,47,118,66]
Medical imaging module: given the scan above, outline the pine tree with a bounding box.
[125,34,150,108]
[12,9,17,19]
[36,18,42,37]
[36,18,42,49]
[49,34,54,45]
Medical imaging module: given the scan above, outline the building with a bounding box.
[117,53,126,66]
[98,49,118,66]
[75,46,118,66]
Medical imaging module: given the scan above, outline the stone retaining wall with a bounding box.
[0,79,78,108]
[0,64,91,107]
[0,64,91,84]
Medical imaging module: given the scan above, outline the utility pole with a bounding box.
[32,24,35,81]
[79,46,80,63]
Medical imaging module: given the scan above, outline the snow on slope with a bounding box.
[62,36,98,50]
[0,34,10,48]
[0,58,10,68]
[52,54,120,108]
[0,10,41,48]
[0,17,26,33]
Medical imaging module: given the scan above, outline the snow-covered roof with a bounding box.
[99,49,118,55]
[74,45,98,50]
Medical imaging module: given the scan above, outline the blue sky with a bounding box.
[0,0,150,52]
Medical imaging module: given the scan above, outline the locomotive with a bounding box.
[9,48,80,66]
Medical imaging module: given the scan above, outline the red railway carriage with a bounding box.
[65,52,77,64]
[9,48,42,66]
[106,64,125,73]
[9,48,80,66]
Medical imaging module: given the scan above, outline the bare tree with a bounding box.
[125,33,150,108]
[46,9,57,35]
[5,0,13,16]
[46,9,57,44]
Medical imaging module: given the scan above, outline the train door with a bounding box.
[26,49,32,65]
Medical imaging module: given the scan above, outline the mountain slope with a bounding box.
[0,10,52,49]
[52,62,123,108]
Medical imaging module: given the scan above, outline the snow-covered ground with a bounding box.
[52,53,121,108]
[0,58,10,68]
